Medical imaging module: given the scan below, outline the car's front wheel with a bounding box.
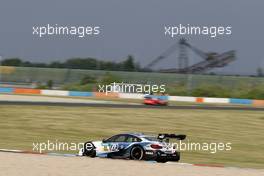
[130,146,145,160]
[83,142,96,158]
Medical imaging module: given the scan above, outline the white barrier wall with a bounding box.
[41,90,69,96]
[169,96,196,102]
[0,86,259,105]
[118,93,144,99]
[203,98,229,104]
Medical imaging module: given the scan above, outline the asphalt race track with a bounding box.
[0,94,264,111]
[1,101,264,111]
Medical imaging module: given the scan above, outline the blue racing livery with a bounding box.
[79,133,186,163]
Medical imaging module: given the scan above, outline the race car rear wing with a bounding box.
[158,134,186,140]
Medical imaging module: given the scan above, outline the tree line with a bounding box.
[2,56,263,76]
[0,55,142,72]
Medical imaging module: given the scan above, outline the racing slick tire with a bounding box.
[173,151,180,162]
[83,142,96,158]
[130,146,145,160]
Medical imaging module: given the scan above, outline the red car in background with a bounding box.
[143,95,168,106]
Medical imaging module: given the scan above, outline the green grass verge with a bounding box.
[0,105,263,168]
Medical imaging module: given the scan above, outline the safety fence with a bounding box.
[2,66,264,87]
[0,87,264,106]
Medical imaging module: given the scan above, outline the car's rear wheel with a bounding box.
[174,151,180,161]
[130,146,145,160]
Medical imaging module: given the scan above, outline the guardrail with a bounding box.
[0,87,264,106]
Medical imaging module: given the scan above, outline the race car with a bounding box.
[79,133,186,163]
[143,95,168,106]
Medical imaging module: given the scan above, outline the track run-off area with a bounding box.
[0,150,263,176]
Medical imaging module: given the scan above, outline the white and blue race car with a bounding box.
[79,133,186,163]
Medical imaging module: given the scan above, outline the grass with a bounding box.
[0,105,263,168]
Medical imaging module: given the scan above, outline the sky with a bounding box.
[0,0,263,75]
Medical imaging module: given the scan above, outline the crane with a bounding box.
[145,39,236,74]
